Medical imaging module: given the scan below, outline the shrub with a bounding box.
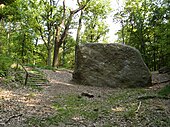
[0,55,13,76]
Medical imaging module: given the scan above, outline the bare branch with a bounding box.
[61,0,66,27]
[55,0,60,6]
[71,5,86,14]
[135,101,142,113]
[72,0,91,14]
[62,0,66,16]
[35,17,47,47]
[77,0,80,5]
[60,0,91,44]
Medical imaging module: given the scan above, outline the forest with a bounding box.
[0,0,170,127]
[0,0,169,71]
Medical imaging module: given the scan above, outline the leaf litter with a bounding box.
[0,69,169,127]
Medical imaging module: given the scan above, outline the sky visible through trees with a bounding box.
[0,0,169,70]
[64,0,124,42]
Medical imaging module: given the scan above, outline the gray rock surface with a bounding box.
[152,71,170,84]
[158,66,170,74]
[73,43,151,88]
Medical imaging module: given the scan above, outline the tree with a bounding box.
[76,0,112,44]
[0,0,16,5]
[28,0,58,66]
[114,0,170,70]
[52,0,90,67]
[0,0,44,65]
[0,0,17,20]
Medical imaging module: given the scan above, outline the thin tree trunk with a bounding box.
[76,10,83,44]
[62,40,66,66]
[47,47,52,66]
[21,34,26,63]
[75,10,83,68]
[47,30,52,66]
[121,20,125,44]
[7,23,11,56]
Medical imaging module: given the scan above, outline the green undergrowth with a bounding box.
[1,66,47,91]
[158,84,170,97]
[25,64,56,71]
[25,64,74,71]
[26,87,170,127]
[0,55,13,77]
[25,68,48,90]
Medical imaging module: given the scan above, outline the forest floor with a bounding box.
[0,68,170,127]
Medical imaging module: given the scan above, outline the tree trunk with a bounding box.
[121,20,125,44]
[75,10,83,68]
[7,23,11,56]
[76,10,83,44]
[21,34,26,63]
[47,30,52,66]
[62,40,66,66]
[53,40,60,67]
[52,14,73,67]
[47,47,52,66]
[52,0,89,67]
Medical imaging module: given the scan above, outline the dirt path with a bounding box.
[42,69,113,96]
[0,69,114,127]
[0,69,169,127]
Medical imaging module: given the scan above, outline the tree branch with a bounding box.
[77,0,80,5]
[71,5,86,14]
[35,17,48,48]
[72,0,90,14]
[60,0,91,44]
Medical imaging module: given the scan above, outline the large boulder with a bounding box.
[73,43,151,88]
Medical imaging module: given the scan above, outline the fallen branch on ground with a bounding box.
[5,114,23,124]
[135,101,142,113]
[152,79,170,85]
[137,95,170,100]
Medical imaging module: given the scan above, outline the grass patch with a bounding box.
[52,94,101,121]
[26,88,170,127]
[158,84,170,96]
[25,64,56,71]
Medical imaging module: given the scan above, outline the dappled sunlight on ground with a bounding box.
[0,88,42,107]
[0,88,14,100]
[0,69,169,126]
[0,86,54,126]
[111,107,125,112]
[50,79,75,86]
[18,94,42,107]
